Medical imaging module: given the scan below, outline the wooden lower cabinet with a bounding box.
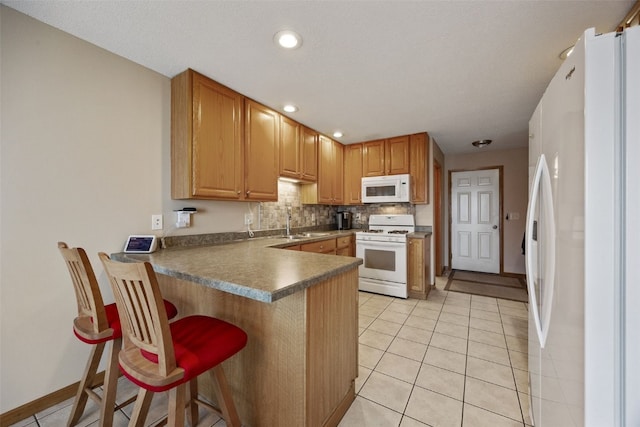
[291,235,355,257]
[156,269,359,427]
[301,238,337,255]
[407,235,431,299]
[336,235,355,257]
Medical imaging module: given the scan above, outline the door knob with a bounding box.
[493,225,498,229]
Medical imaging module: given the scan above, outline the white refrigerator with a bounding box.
[526,27,639,427]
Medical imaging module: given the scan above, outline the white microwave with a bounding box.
[361,174,411,203]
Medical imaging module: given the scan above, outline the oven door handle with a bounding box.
[356,240,406,249]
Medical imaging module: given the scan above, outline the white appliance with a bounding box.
[356,214,415,298]
[526,27,639,427]
[361,174,411,203]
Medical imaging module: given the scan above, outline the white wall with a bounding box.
[444,147,528,275]
[0,6,250,412]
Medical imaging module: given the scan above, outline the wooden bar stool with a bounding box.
[58,242,178,426]
[99,253,248,427]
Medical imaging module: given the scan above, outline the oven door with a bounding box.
[356,239,407,283]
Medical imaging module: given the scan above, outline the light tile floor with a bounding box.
[339,276,533,427]
[10,277,532,427]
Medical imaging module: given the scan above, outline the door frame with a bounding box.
[448,166,504,274]
[434,160,443,276]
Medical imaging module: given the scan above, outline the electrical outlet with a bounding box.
[244,213,253,225]
[152,214,163,230]
[355,213,362,220]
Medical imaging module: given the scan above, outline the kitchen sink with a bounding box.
[298,232,331,237]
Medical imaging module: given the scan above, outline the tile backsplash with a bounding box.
[253,180,414,231]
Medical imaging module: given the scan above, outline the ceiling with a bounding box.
[2,1,634,154]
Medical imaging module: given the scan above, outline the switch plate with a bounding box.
[152,214,163,230]
[244,213,253,225]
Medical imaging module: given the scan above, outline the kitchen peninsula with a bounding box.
[114,232,362,427]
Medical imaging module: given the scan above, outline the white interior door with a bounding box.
[451,169,500,273]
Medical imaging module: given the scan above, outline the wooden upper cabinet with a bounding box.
[244,100,280,201]
[409,132,429,204]
[362,139,386,177]
[280,121,318,182]
[387,135,410,175]
[279,115,300,180]
[343,143,363,205]
[333,140,344,205]
[362,136,410,177]
[317,135,343,205]
[300,126,318,182]
[171,69,244,200]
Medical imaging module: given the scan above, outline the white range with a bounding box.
[355,214,415,299]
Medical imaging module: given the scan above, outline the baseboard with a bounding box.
[0,371,105,426]
[501,272,526,280]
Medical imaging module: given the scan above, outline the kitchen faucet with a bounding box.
[285,206,292,236]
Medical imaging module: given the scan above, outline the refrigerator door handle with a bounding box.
[526,154,556,348]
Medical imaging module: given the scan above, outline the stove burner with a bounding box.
[388,230,410,234]
[366,229,384,233]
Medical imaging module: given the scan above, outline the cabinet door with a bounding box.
[336,235,355,257]
[407,236,431,299]
[245,100,280,201]
[318,135,335,204]
[387,135,410,175]
[408,238,425,294]
[301,238,337,254]
[410,132,428,204]
[333,140,344,205]
[362,139,386,177]
[172,69,244,200]
[300,126,318,182]
[344,144,363,205]
[279,115,300,179]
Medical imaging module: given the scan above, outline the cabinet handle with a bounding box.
[246,190,251,195]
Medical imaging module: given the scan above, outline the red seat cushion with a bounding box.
[123,315,248,392]
[74,300,178,344]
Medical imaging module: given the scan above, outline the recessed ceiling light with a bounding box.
[559,45,574,60]
[274,30,302,49]
[333,131,344,138]
[472,139,492,148]
[283,104,298,113]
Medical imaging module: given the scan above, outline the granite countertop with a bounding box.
[112,230,362,304]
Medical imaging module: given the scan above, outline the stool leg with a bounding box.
[167,383,186,427]
[210,366,241,427]
[98,337,121,427]
[68,342,105,427]
[186,379,199,427]
[128,388,154,427]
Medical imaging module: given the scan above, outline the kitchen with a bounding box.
[1,2,638,426]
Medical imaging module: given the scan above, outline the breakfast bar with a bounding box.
[113,234,362,427]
